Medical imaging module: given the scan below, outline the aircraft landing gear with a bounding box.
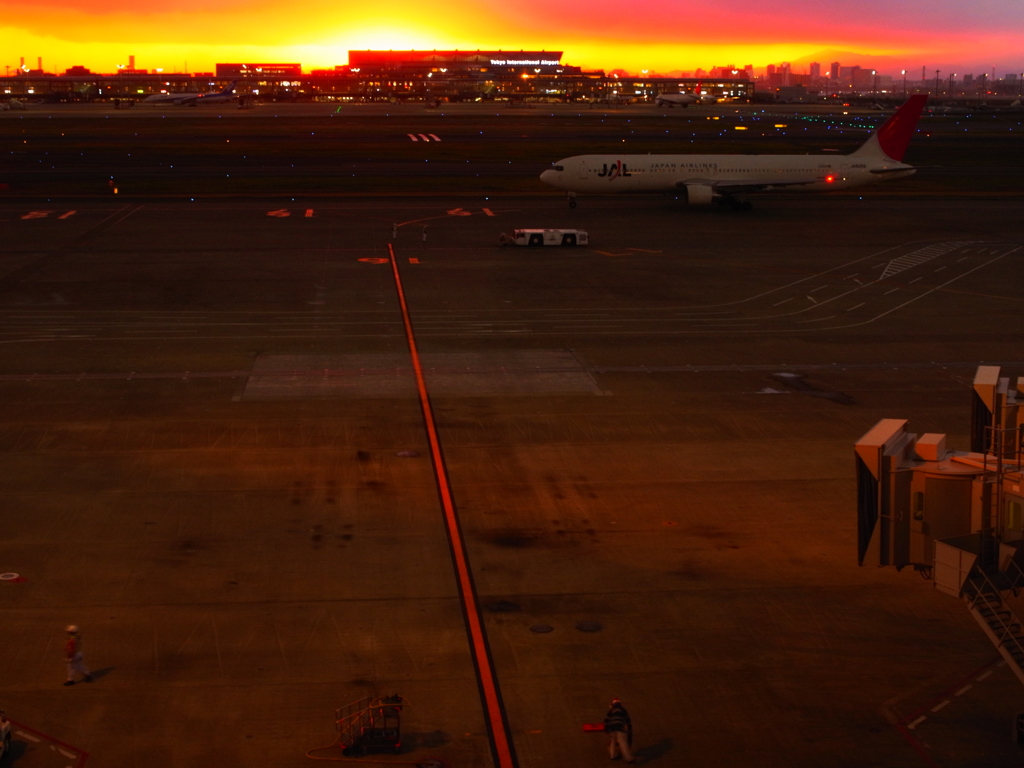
[568,192,577,209]
[721,194,752,211]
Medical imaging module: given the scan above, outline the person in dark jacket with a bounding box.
[603,698,634,762]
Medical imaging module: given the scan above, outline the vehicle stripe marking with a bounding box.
[16,731,41,742]
[304,209,314,217]
[955,685,972,696]
[976,670,993,681]
[58,211,77,219]
[428,134,441,141]
[931,700,950,712]
[387,243,517,768]
[908,716,927,729]
[407,134,419,141]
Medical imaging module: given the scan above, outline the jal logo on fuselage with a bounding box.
[596,161,631,180]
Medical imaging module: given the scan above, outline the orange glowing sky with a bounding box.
[1,0,1022,76]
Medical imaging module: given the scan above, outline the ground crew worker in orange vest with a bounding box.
[63,625,92,686]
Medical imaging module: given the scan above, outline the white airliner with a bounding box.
[143,81,237,106]
[654,92,701,107]
[540,94,928,209]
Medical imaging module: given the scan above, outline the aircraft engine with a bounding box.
[685,184,715,205]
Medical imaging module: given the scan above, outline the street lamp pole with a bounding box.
[948,72,955,99]
[902,69,907,98]
[934,69,940,98]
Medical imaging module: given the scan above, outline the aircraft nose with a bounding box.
[540,168,560,186]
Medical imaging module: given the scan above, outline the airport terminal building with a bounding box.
[0,50,753,104]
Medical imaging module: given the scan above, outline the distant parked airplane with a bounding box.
[540,95,928,209]
[654,82,714,107]
[653,92,700,107]
[143,81,237,106]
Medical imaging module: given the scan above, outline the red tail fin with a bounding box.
[876,95,928,161]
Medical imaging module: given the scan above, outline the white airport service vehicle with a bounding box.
[498,228,588,247]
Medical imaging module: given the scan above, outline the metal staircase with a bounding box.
[963,568,1024,686]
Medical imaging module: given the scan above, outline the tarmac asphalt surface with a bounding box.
[1,103,1024,768]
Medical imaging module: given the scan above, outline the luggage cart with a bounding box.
[336,694,404,756]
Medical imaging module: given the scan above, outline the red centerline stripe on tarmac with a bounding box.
[7,718,88,767]
[387,242,517,768]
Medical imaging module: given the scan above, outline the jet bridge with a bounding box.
[857,365,1024,687]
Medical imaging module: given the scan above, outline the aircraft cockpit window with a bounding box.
[551,165,564,171]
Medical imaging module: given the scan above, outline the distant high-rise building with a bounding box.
[809,62,821,78]
[830,61,841,82]
[766,64,776,76]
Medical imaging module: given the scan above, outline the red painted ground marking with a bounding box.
[58,211,77,219]
[408,134,419,141]
[358,257,388,264]
[890,657,1000,768]
[408,257,420,264]
[7,717,88,767]
[21,211,53,219]
[482,208,495,217]
[428,133,441,141]
[418,133,431,142]
[447,208,471,216]
[387,243,517,768]
[304,209,314,217]
[266,209,290,217]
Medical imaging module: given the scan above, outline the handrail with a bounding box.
[967,570,1024,657]
[1006,556,1024,597]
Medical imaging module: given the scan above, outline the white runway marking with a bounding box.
[879,241,973,279]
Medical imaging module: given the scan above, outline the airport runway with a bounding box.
[2,109,1024,768]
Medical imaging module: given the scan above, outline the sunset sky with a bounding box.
[1,0,1022,77]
